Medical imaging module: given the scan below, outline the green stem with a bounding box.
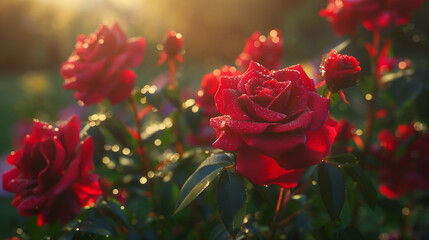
[128,98,150,175]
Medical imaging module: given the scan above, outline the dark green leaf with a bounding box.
[197,153,234,171]
[216,171,247,239]
[76,222,112,237]
[343,165,377,210]
[318,163,345,221]
[326,154,359,166]
[100,118,138,151]
[294,165,317,192]
[338,226,364,240]
[175,164,225,214]
[99,200,131,229]
[184,105,203,135]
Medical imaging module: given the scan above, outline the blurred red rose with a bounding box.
[2,115,101,225]
[331,118,363,153]
[61,22,146,106]
[210,61,336,188]
[323,49,361,92]
[320,0,424,36]
[372,124,429,199]
[158,30,183,65]
[236,29,283,71]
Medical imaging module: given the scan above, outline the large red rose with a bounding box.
[210,61,336,188]
[320,0,424,36]
[372,124,429,199]
[236,29,283,71]
[61,22,146,106]
[2,115,101,226]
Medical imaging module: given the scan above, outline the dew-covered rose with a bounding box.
[210,61,336,188]
[236,29,283,71]
[61,22,146,106]
[2,116,101,225]
[372,124,429,199]
[323,49,361,92]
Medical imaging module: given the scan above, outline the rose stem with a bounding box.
[167,58,184,157]
[270,188,291,240]
[168,58,178,90]
[128,97,151,175]
[363,30,381,152]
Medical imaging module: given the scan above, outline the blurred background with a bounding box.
[0,0,428,235]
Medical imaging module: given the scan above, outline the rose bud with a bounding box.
[61,22,146,106]
[372,123,429,199]
[210,61,337,189]
[2,115,101,226]
[236,29,283,71]
[157,30,184,65]
[317,49,361,103]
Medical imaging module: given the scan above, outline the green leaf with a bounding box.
[294,165,317,192]
[216,171,247,239]
[326,154,359,166]
[76,222,112,237]
[197,153,234,171]
[99,200,130,229]
[318,163,345,221]
[184,105,203,135]
[338,226,364,240]
[174,164,225,214]
[342,165,377,210]
[100,118,138,151]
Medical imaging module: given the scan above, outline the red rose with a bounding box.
[2,115,101,225]
[372,124,429,199]
[196,66,241,118]
[236,29,283,71]
[158,30,184,65]
[320,0,424,36]
[210,61,337,188]
[61,22,146,106]
[323,49,361,93]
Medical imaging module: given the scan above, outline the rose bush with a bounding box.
[236,29,283,71]
[320,0,424,36]
[372,124,429,199]
[210,61,336,188]
[2,115,101,225]
[60,22,146,106]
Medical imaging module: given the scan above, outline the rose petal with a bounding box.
[59,115,81,155]
[215,76,240,115]
[307,91,330,131]
[236,147,304,188]
[225,119,273,134]
[240,95,286,122]
[267,80,292,112]
[286,64,315,90]
[269,108,313,132]
[220,89,251,121]
[242,132,306,157]
[212,128,244,151]
[106,69,135,104]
